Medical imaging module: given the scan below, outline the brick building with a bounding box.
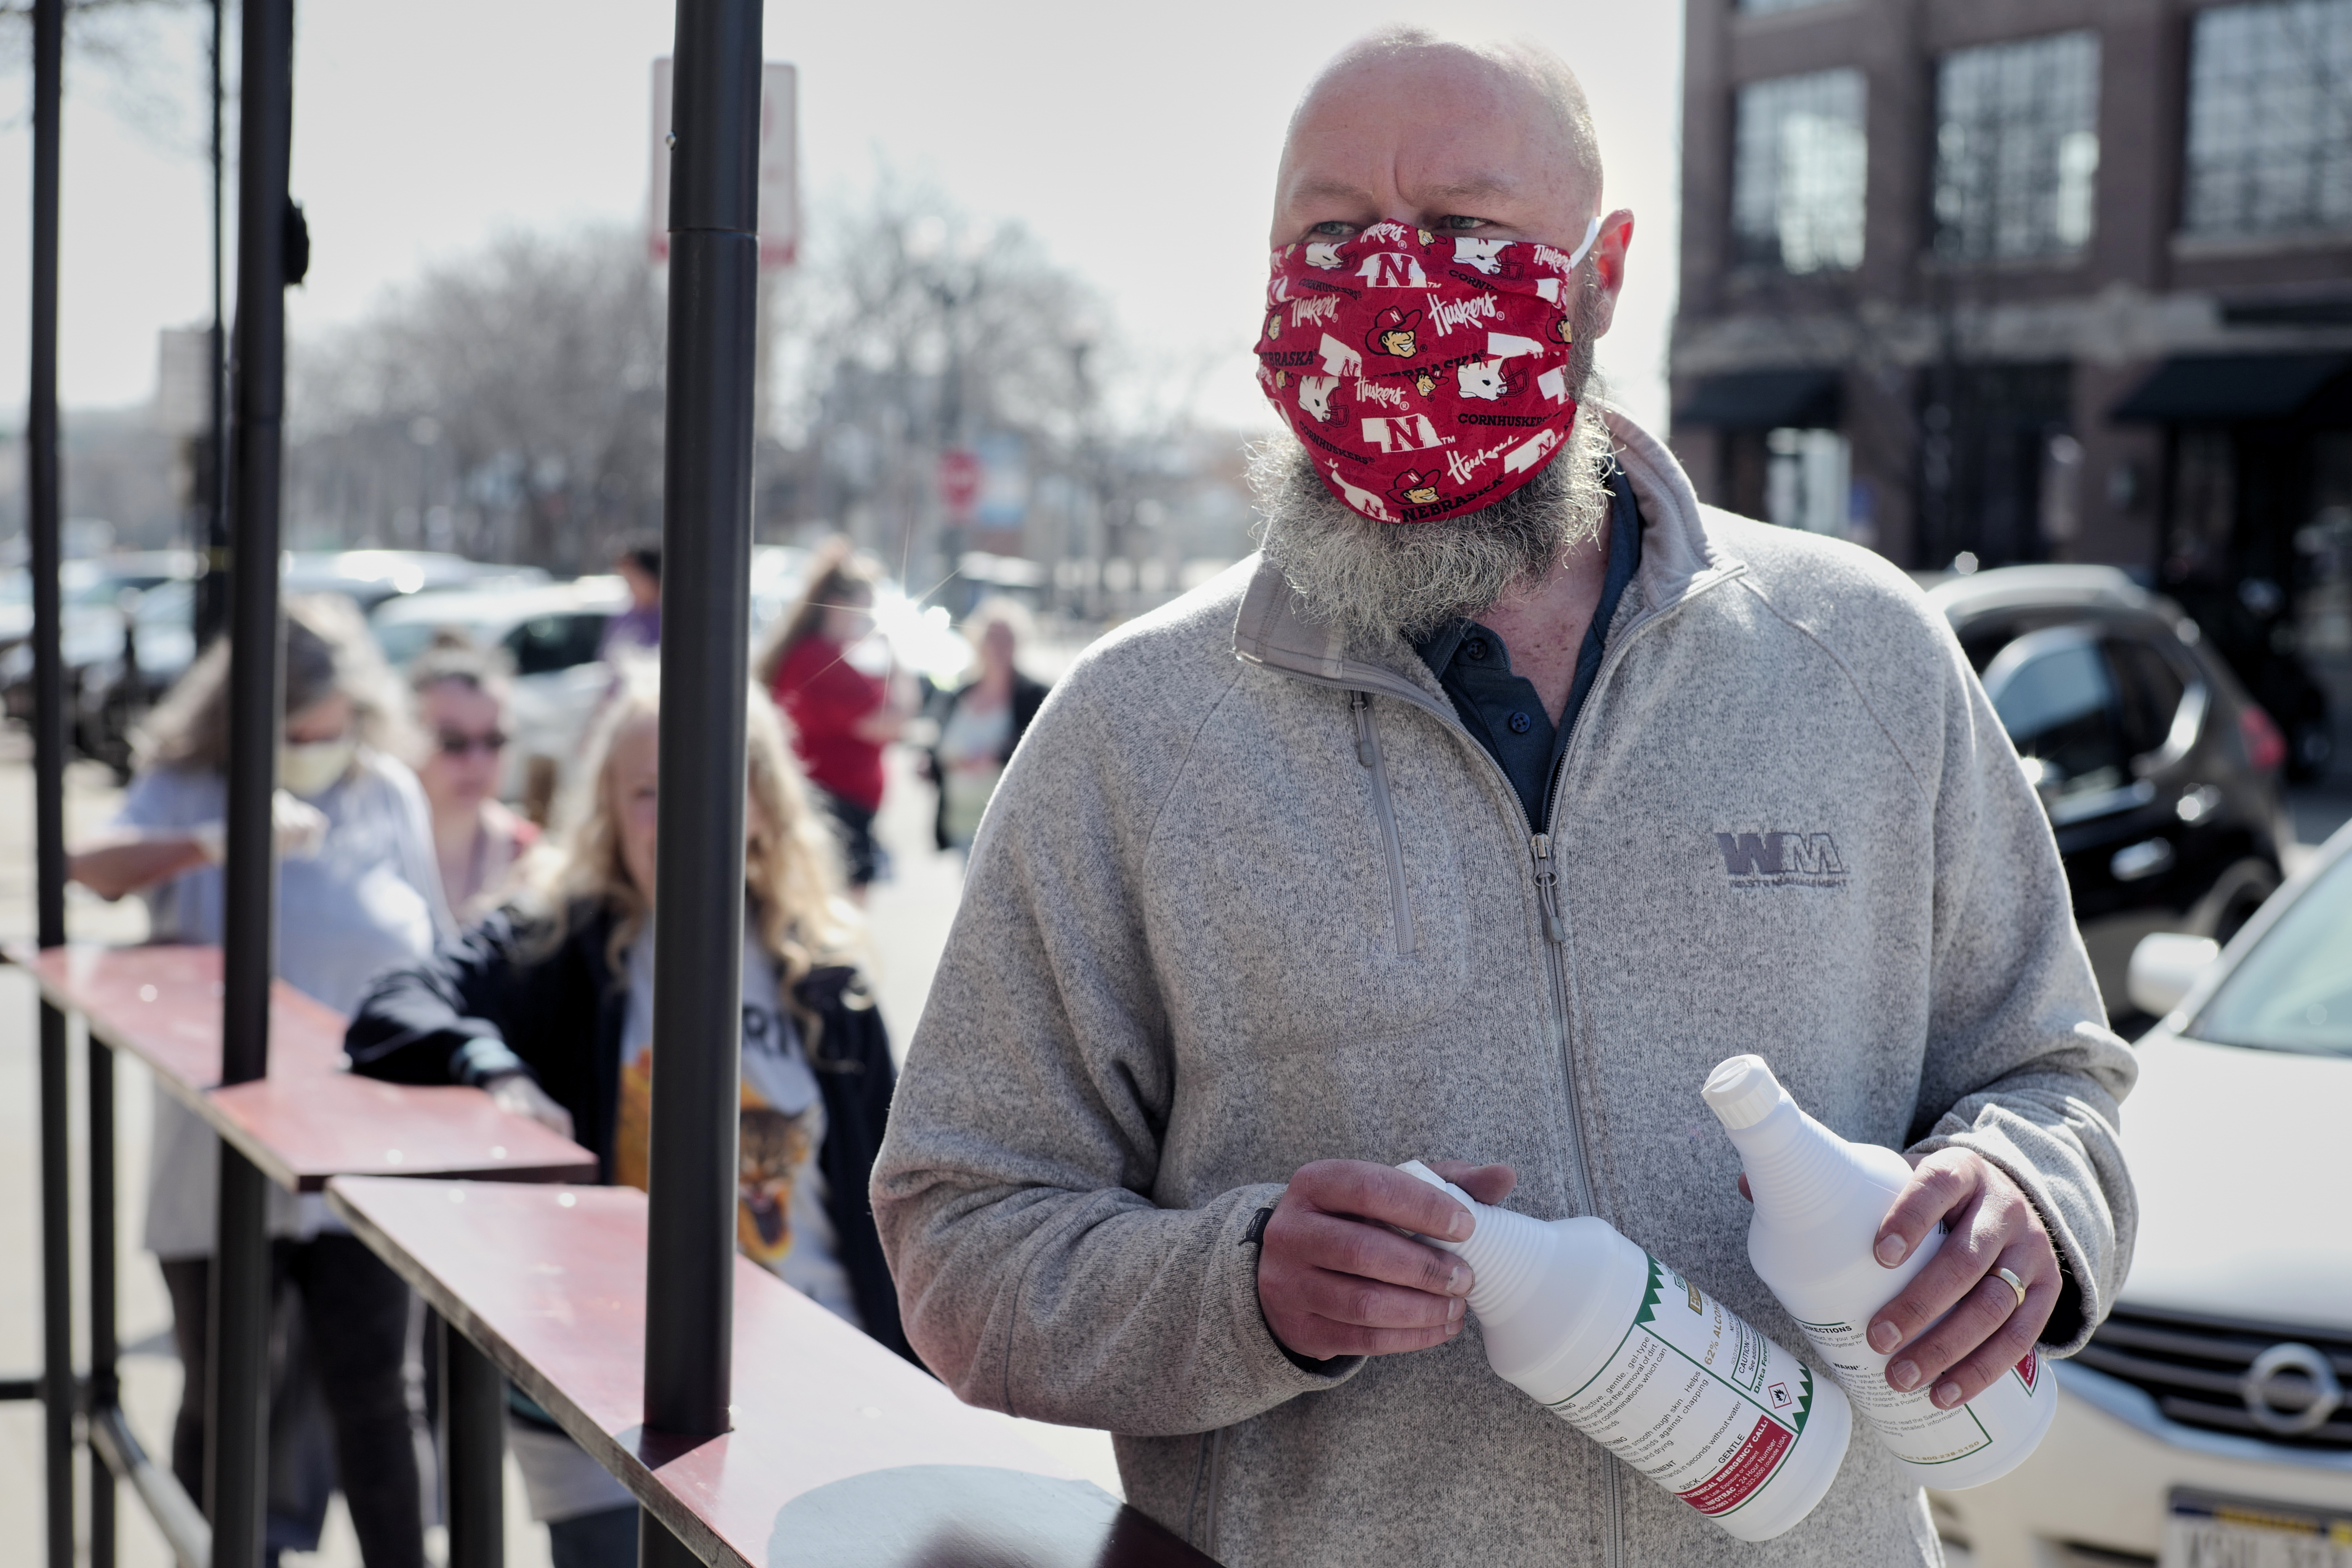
[1668,0,2352,764]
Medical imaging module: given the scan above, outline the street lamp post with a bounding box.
[27,3,74,1562]
[210,2,297,1562]
[642,0,762,1560]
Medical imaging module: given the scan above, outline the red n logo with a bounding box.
[1361,415,1446,453]
[1357,252,1429,288]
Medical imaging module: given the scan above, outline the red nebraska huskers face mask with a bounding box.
[1256,215,1601,524]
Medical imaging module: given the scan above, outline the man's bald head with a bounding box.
[1272,28,1606,252]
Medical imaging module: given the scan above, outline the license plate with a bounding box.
[2163,1489,2352,1568]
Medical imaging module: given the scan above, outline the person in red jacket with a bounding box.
[758,540,905,896]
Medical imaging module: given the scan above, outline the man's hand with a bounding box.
[1256,1158,1515,1362]
[1867,1149,2061,1408]
[483,1072,575,1141]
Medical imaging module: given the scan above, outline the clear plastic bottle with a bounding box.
[1700,1056,2057,1490]
[1398,1161,1850,1541]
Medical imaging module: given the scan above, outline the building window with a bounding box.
[2183,0,2352,235]
[1764,428,1859,540]
[1732,70,1868,273]
[1917,364,2074,569]
[1933,31,2101,262]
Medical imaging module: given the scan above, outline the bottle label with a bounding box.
[1792,1316,2019,1465]
[1546,1257,1820,1521]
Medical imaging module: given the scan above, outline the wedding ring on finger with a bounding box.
[1993,1266,2028,1309]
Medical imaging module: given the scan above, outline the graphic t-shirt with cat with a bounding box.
[612,930,859,1325]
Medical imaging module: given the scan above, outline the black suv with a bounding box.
[1927,567,2290,1025]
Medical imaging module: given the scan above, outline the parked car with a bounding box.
[0,551,198,655]
[0,554,202,762]
[2164,576,2335,784]
[748,543,811,632]
[5,550,545,777]
[282,549,545,613]
[1932,818,2352,1568]
[369,576,631,812]
[72,579,203,778]
[1928,567,2291,1024]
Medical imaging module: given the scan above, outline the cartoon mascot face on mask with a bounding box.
[1388,468,1444,509]
[1365,305,1423,361]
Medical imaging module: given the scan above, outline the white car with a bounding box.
[371,577,631,807]
[1934,819,2352,1566]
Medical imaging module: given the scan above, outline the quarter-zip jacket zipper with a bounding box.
[1351,691,1415,956]
[1240,576,1731,1568]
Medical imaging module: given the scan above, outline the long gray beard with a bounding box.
[1252,397,1617,652]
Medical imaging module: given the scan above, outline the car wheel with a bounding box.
[2286,718,2333,784]
[2197,858,2280,947]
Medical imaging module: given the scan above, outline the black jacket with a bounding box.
[924,671,1049,851]
[343,900,911,1362]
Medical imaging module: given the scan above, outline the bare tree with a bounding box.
[0,0,211,146]
[287,192,1249,615]
[289,226,666,571]
[765,180,1109,590]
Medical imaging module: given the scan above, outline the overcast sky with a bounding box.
[0,0,1685,442]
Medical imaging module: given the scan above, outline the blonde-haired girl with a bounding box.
[344,669,904,1568]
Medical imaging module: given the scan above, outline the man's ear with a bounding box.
[1584,209,1636,342]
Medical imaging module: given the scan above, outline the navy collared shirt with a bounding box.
[1415,463,1644,830]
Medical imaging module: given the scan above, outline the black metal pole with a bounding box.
[199,0,231,646]
[89,1035,118,1568]
[28,2,75,1564]
[207,2,294,1563]
[641,0,761,1457]
[441,1319,504,1568]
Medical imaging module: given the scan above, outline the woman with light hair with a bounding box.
[407,635,539,921]
[343,667,905,1568]
[923,596,1050,854]
[69,592,447,1568]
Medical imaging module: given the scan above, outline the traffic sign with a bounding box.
[648,59,798,270]
[939,449,983,520]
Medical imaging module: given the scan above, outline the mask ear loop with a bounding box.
[1563,213,1604,271]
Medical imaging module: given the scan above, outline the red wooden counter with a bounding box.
[328,1176,1220,1568]
[11,943,595,1188]
[7,943,601,1567]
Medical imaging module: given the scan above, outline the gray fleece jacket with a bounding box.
[873,410,2137,1568]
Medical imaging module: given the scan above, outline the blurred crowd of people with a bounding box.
[59,538,1049,1568]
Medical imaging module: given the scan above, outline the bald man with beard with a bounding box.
[873,28,2135,1568]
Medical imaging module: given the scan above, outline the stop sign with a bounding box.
[939,448,983,518]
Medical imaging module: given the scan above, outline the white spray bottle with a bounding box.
[1397,1161,1850,1541]
[1700,1056,2057,1489]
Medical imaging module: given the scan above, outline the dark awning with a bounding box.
[1673,368,1842,429]
[2109,353,2352,423]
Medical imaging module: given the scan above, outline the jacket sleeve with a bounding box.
[871,671,1354,1435]
[1904,607,2139,1355]
[344,909,539,1089]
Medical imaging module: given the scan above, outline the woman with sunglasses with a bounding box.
[410,636,539,921]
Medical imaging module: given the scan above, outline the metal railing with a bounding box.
[14,2,771,1564]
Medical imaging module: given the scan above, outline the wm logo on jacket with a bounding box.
[1716,831,1848,887]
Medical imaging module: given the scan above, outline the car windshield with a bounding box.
[2192,849,2352,1057]
[1980,628,2132,815]
[375,615,502,668]
[136,581,193,626]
